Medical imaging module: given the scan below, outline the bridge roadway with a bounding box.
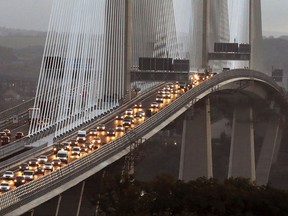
[0,69,285,215]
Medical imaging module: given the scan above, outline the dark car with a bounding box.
[88,129,98,136]
[1,136,10,145]
[28,158,39,169]
[62,142,71,151]
[19,163,29,172]
[15,132,24,140]
[34,167,45,175]
[106,128,116,137]
[53,143,64,154]
[96,124,106,131]
[133,103,143,109]
[52,159,62,167]
[14,175,26,187]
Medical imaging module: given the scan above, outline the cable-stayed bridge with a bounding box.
[0,1,287,215]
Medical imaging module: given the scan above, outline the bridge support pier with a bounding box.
[179,98,213,181]
[76,181,86,216]
[55,194,62,216]
[256,115,282,185]
[228,106,256,181]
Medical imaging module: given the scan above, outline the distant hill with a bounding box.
[262,37,288,71]
[0,27,46,49]
[0,26,46,37]
[279,35,288,41]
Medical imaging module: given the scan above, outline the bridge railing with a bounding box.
[0,70,283,215]
[0,99,34,126]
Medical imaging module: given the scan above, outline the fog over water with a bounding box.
[0,0,286,37]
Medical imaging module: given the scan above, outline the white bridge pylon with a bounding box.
[29,0,260,138]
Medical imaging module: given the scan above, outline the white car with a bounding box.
[125,108,133,116]
[37,155,48,164]
[23,170,35,181]
[2,171,14,180]
[44,162,53,171]
[0,182,10,192]
[150,102,159,108]
[71,146,81,156]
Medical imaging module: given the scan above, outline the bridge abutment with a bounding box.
[179,98,213,181]
[228,105,256,181]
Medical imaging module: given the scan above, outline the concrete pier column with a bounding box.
[272,120,284,164]
[228,106,256,181]
[256,116,280,185]
[179,98,212,181]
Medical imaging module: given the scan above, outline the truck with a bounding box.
[28,108,40,124]
[57,150,68,164]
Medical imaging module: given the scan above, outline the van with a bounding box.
[76,130,86,143]
[57,150,68,164]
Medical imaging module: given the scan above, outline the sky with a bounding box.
[0,0,287,37]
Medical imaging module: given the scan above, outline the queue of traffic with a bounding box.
[0,75,213,194]
[0,129,25,146]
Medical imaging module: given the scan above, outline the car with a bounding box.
[37,155,48,164]
[68,139,78,147]
[92,137,102,148]
[28,158,39,170]
[44,162,53,171]
[123,118,133,128]
[62,142,71,151]
[171,89,178,94]
[71,146,81,156]
[15,132,25,140]
[163,92,171,99]
[115,124,125,132]
[28,158,39,169]
[125,108,134,116]
[134,111,145,119]
[34,167,45,175]
[3,129,11,137]
[0,182,11,192]
[150,102,159,108]
[0,132,6,138]
[23,170,35,181]
[156,95,164,103]
[106,128,116,137]
[2,171,14,180]
[19,163,29,172]
[80,144,88,153]
[115,115,124,120]
[85,141,94,150]
[133,103,142,109]
[88,129,98,136]
[52,159,62,167]
[53,143,64,154]
[0,136,10,145]
[14,176,26,187]
[96,124,106,131]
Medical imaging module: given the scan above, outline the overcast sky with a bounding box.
[0,0,287,37]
